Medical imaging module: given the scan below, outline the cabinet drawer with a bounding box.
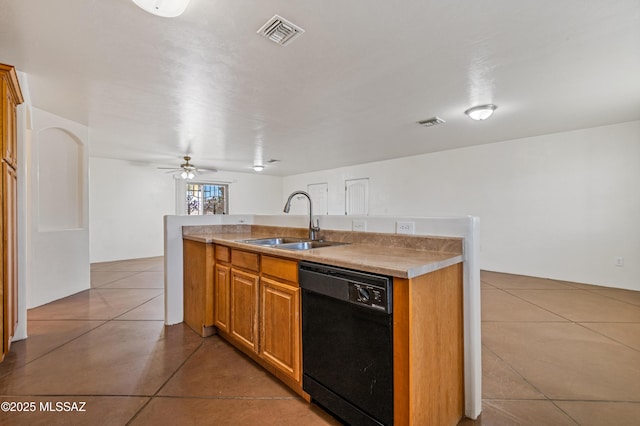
[231,249,260,272]
[261,256,298,285]
[215,245,230,263]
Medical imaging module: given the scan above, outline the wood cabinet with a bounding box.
[393,263,464,426]
[184,239,464,417]
[0,63,22,362]
[227,248,260,353]
[229,267,259,353]
[183,239,215,337]
[208,244,304,393]
[213,263,230,332]
[260,267,300,382]
[1,65,20,169]
[213,245,231,333]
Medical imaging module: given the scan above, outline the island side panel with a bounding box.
[183,239,215,337]
[393,262,464,426]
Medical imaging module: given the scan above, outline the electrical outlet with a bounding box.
[615,257,624,267]
[352,219,367,232]
[396,221,415,235]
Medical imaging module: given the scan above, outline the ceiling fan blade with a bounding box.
[157,166,180,170]
[196,167,217,173]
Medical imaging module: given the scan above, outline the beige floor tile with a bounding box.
[90,270,138,288]
[481,346,545,400]
[0,320,105,377]
[582,322,640,352]
[116,295,165,321]
[28,288,163,321]
[131,396,340,426]
[589,287,640,308]
[482,271,576,290]
[159,336,294,398]
[481,281,496,289]
[555,401,640,426]
[483,322,640,401]
[552,279,605,290]
[0,396,148,426]
[99,271,164,289]
[90,257,163,272]
[507,289,640,322]
[481,289,566,322]
[5,257,638,425]
[458,400,576,426]
[0,322,202,396]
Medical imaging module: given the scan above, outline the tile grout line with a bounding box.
[3,320,113,374]
[498,287,640,335]
[91,271,142,288]
[15,274,164,374]
[124,337,206,426]
[481,344,551,402]
[492,286,576,323]
[481,346,582,424]
[573,322,640,355]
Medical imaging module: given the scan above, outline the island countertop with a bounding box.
[182,225,463,279]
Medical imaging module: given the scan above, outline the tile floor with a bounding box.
[0,258,638,425]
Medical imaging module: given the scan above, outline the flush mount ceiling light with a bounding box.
[252,164,265,172]
[464,104,497,121]
[131,0,191,17]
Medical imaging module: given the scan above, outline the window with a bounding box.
[185,183,228,215]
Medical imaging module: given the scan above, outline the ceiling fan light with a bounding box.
[131,0,191,18]
[180,170,188,179]
[464,104,497,121]
[187,171,195,179]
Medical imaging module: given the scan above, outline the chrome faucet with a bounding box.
[283,190,320,241]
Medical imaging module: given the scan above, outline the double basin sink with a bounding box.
[239,237,347,251]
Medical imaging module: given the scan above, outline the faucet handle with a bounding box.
[312,218,320,230]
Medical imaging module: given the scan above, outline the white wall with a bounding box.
[89,157,176,262]
[89,158,283,262]
[283,120,640,291]
[28,108,90,309]
[15,72,31,339]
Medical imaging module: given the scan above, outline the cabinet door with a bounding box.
[1,81,17,168]
[214,263,230,332]
[2,163,16,356]
[260,277,301,382]
[230,268,259,353]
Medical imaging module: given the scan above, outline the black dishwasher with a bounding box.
[299,261,393,426]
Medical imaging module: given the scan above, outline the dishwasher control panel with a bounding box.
[348,282,388,311]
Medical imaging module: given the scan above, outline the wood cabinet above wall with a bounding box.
[1,64,23,169]
[0,63,23,362]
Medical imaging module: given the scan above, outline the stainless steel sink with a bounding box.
[239,237,347,250]
[239,237,307,246]
[275,240,348,251]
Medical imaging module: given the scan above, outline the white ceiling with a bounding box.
[1,0,639,176]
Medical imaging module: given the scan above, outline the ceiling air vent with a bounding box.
[417,117,446,127]
[257,15,305,46]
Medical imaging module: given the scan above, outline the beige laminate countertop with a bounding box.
[183,231,462,279]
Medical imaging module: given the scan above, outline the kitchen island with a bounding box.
[163,214,482,422]
[164,215,481,424]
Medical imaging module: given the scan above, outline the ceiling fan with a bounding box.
[158,156,217,180]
